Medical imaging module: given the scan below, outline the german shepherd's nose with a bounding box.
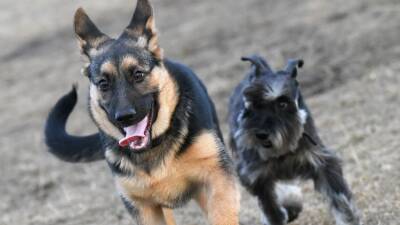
[115,108,137,124]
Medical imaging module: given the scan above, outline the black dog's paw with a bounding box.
[283,203,302,223]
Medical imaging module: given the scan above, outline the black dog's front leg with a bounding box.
[313,154,360,225]
[252,178,287,225]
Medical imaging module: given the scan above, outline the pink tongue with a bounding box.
[119,116,149,148]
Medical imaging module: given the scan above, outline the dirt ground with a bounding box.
[1,0,399,224]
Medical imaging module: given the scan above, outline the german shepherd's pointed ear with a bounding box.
[74,8,110,58]
[120,0,163,60]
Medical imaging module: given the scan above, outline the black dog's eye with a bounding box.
[279,101,288,109]
[132,70,146,83]
[97,79,110,92]
[277,97,290,109]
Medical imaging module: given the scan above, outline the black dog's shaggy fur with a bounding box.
[229,55,360,225]
[45,1,240,224]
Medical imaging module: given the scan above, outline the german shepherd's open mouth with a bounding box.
[118,103,157,151]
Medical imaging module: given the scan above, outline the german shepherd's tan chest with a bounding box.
[116,132,222,206]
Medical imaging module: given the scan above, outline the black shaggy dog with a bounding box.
[229,55,360,225]
[45,0,240,224]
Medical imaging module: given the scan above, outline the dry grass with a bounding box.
[1,0,399,224]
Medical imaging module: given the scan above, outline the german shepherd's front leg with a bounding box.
[121,197,175,225]
[196,170,240,225]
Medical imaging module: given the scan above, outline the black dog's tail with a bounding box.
[44,85,104,163]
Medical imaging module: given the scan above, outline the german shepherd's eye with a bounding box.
[276,96,290,110]
[97,79,110,92]
[132,69,146,83]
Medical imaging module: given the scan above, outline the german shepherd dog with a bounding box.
[45,1,240,224]
[228,55,360,225]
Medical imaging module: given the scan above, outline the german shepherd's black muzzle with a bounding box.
[109,93,153,128]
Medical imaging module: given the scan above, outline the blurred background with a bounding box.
[1,0,399,224]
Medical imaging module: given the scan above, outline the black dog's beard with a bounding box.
[234,113,304,160]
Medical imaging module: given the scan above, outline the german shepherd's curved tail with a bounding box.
[44,86,104,163]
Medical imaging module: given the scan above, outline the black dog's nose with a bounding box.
[255,131,269,140]
[115,108,136,124]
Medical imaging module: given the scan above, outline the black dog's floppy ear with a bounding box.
[285,59,304,78]
[120,0,163,60]
[74,8,110,58]
[241,55,273,77]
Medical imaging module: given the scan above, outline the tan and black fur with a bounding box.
[45,1,240,224]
